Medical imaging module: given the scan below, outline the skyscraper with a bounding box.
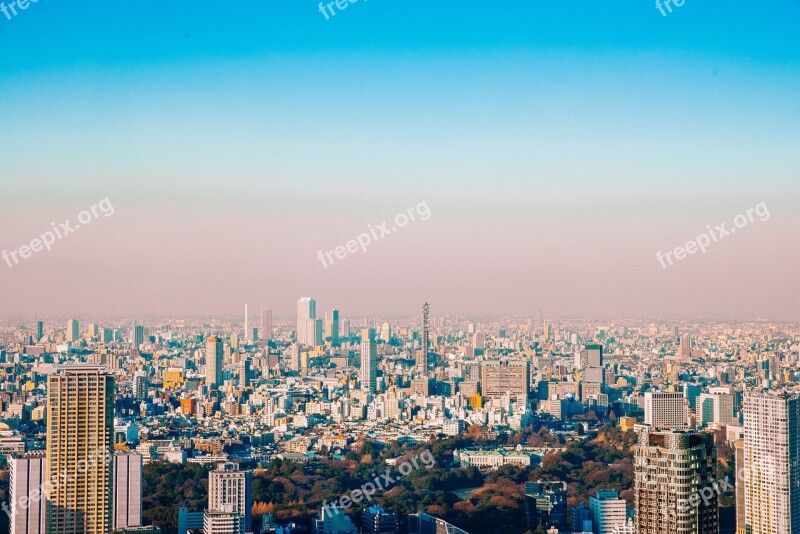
[360,328,377,393]
[243,303,249,340]
[46,365,115,534]
[131,324,144,348]
[633,428,718,533]
[113,452,143,530]
[417,302,429,372]
[297,297,316,345]
[36,320,44,341]
[66,319,79,342]
[206,337,224,388]
[208,463,253,532]
[325,309,340,346]
[743,390,800,534]
[580,344,604,384]
[9,452,47,534]
[260,308,272,342]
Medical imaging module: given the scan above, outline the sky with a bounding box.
[1,0,799,320]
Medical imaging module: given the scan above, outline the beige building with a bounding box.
[481,360,530,400]
[205,337,224,388]
[46,365,115,533]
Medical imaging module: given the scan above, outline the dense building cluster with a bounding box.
[0,304,797,533]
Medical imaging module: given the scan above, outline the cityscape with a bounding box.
[0,312,797,533]
[2,1,799,534]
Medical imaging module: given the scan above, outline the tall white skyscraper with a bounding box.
[743,390,800,534]
[113,452,143,530]
[297,297,316,345]
[644,391,688,430]
[9,452,46,534]
[208,462,253,532]
[360,328,377,393]
[67,319,79,342]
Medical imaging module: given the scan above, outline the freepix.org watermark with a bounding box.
[321,449,435,515]
[660,455,783,518]
[317,201,431,269]
[2,198,115,269]
[656,202,770,269]
[656,0,686,17]
[1,0,41,23]
[318,0,366,20]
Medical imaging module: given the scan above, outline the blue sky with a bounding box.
[1,1,799,318]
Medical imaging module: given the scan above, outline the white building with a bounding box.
[360,328,377,393]
[643,391,688,430]
[296,297,316,345]
[204,509,245,534]
[9,452,46,534]
[743,390,800,534]
[209,462,253,532]
[589,490,626,534]
[696,387,737,427]
[113,452,144,530]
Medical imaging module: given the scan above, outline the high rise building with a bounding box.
[696,387,737,428]
[113,452,143,530]
[133,372,149,400]
[360,328,377,393]
[325,309,340,347]
[734,440,746,534]
[36,320,44,341]
[644,391,688,430]
[244,303,249,340]
[208,463,253,532]
[297,297,316,345]
[417,302,429,372]
[9,452,47,534]
[743,390,800,534]
[633,428,718,533]
[46,365,115,534]
[260,308,273,342]
[66,319,79,342]
[678,334,692,358]
[239,359,251,388]
[589,490,626,534]
[206,337,224,388]
[581,344,604,384]
[130,324,145,348]
[306,317,323,347]
[481,360,530,401]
